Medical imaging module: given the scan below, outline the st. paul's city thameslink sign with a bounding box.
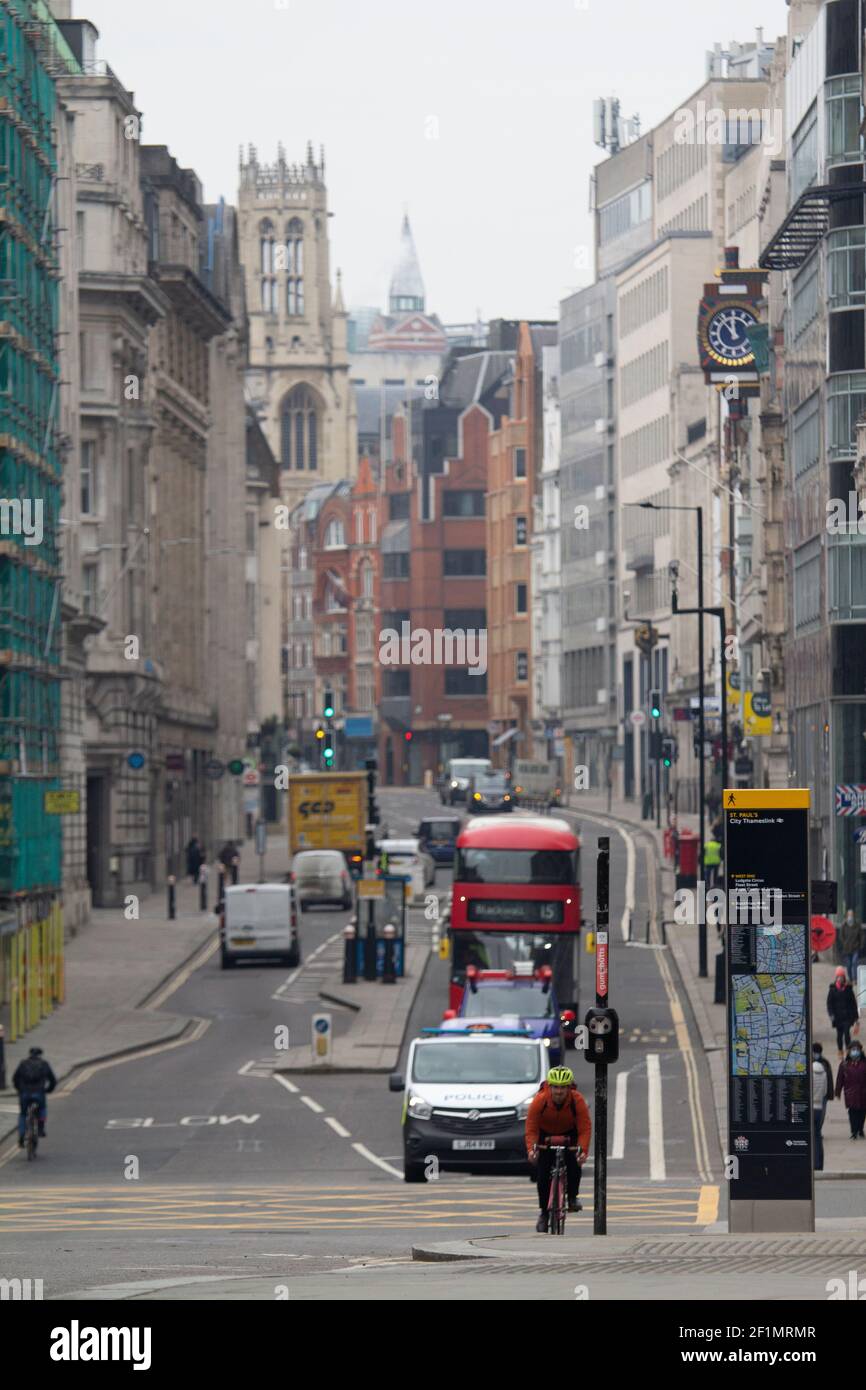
[723,787,812,1234]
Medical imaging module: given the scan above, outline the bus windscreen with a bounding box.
[455,848,577,886]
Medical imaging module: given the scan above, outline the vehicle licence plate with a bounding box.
[231,937,255,946]
[451,1139,495,1151]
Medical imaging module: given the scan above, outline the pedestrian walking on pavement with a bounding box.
[827,967,860,1058]
[186,836,203,884]
[813,1041,835,1103]
[839,907,862,986]
[812,1054,829,1170]
[703,834,722,890]
[835,1042,866,1140]
[219,841,236,870]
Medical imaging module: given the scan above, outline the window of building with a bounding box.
[515,515,528,546]
[82,563,98,615]
[516,582,528,614]
[791,254,820,339]
[514,448,527,479]
[280,385,320,470]
[325,582,344,613]
[383,669,411,697]
[515,650,528,682]
[324,518,345,549]
[443,608,486,629]
[80,441,96,515]
[793,538,822,632]
[298,544,308,569]
[383,552,410,579]
[261,278,276,314]
[260,220,274,273]
[285,217,304,315]
[293,592,302,621]
[443,490,485,517]
[828,227,866,310]
[829,531,866,621]
[356,667,374,711]
[370,507,377,543]
[355,509,364,543]
[443,549,486,577]
[791,102,818,201]
[826,74,862,164]
[388,493,410,520]
[359,559,374,598]
[304,593,312,620]
[355,612,373,653]
[598,180,652,245]
[828,372,866,458]
[792,393,821,479]
[444,667,488,695]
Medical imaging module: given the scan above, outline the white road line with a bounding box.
[237,1060,258,1076]
[611,1068,629,1160]
[646,1053,666,1181]
[325,1116,351,1138]
[351,1142,402,1179]
[273,1074,299,1095]
[300,1094,324,1114]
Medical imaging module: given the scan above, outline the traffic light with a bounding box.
[323,745,334,765]
[404,731,413,742]
[315,727,325,741]
[649,689,662,721]
[323,690,335,720]
[635,623,658,655]
[661,736,677,768]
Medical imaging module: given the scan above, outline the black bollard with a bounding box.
[199,865,208,912]
[343,922,357,984]
[216,862,226,910]
[231,855,239,886]
[167,874,176,920]
[382,923,397,985]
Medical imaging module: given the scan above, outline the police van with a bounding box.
[388,1028,548,1182]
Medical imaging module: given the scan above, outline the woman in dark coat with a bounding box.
[827,967,859,1058]
[835,1042,866,1139]
[185,836,203,884]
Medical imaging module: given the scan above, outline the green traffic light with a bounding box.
[324,747,334,759]
[324,706,334,719]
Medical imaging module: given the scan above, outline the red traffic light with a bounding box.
[404,731,413,741]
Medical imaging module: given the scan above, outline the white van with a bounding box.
[441,757,493,805]
[219,883,301,969]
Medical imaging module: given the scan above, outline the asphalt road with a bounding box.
[0,788,852,1301]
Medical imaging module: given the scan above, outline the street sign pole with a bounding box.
[594,837,609,1236]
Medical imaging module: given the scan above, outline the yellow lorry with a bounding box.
[286,771,367,866]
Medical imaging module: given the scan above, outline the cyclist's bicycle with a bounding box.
[24,1099,39,1160]
[541,1136,581,1235]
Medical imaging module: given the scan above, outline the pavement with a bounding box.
[565,789,866,1179]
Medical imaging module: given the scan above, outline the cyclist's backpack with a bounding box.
[17,1057,45,1088]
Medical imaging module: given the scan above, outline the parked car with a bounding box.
[416,815,462,868]
[468,772,514,814]
[292,849,353,911]
[219,883,300,969]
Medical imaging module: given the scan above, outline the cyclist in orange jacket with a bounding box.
[526,1065,591,1232]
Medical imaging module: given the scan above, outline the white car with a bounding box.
[389,1030,547,1181]
[292,849,353,911]
[378,838,435,891]
[219,883,300,969]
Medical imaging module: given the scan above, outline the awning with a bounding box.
[493,727,522,747]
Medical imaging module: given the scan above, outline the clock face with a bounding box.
[706,305,757,364]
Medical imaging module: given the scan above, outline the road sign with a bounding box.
[836,784,866,816]
[127,751,146,770]
[628,710,646,727]
[242,768,260,787]
[44,790,80,814]
[723,787,812,1233]
[357,879,384,899]
[227,759,245,776]
[204,759,225,781]
[311,1012,332,1065]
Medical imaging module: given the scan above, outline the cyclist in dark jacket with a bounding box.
[13,1047,57,1146]
[827,968,860,1057]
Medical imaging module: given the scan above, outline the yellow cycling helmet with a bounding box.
[547,1066,574,1087]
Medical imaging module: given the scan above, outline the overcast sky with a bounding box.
[74,0,790,323]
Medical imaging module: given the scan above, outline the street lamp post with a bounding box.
[627,501,730,979]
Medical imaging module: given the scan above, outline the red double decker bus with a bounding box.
[447,817,582,1015]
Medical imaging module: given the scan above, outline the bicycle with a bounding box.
[541,1137,581,1235]
[24,1099,39,1161]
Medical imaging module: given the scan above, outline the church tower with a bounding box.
[238,142,356,506]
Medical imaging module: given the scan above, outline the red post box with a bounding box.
[675,827,698,889]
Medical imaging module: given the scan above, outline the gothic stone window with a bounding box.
[280,385,319,470]
[285,217,305,316]
[260,219,276,313]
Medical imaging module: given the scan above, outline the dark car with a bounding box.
[417,816,462,868]
[468,773,514,814]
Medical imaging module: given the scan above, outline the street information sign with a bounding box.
[723,787,812,1233]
